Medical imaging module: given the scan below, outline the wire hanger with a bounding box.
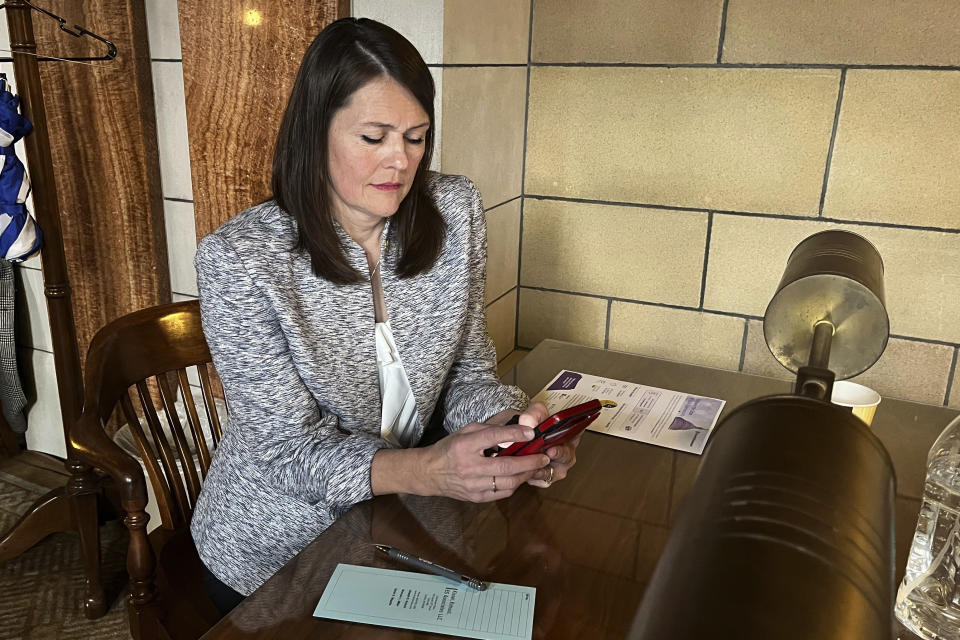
[0,0,118,63]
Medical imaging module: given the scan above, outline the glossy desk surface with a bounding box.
[201,340,958,639]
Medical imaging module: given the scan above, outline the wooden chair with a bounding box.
[70,300,224,640]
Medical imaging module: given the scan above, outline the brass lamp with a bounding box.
[629,230,896,639]
[764,230,889,398]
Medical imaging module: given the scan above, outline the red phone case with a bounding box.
[497,399,602,456]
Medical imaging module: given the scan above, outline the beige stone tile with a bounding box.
[164,199,198,296]
[823,70,960,228]
[520,198,707,306]
[858,228,960,345]
[485,199,521,303]
[949,357,960,408]
[443,0,529,64]
[144,0,182,59]
[705,215,960,344]
[517,288,606,350]
[526,67,839,216]
[152,62,193,200]
[864,339,954,405]
[743,319,954,406]
[723,0,960,65]
[532,0,722,63]
[442,67,526,208]
[497,348,529,378]
[352,0,445,64]
[705,216,829,318]
[486,288,517,361]
[841,338,954,407]
[608,303,745,371]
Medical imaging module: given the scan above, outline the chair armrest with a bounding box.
[70,411,149,513]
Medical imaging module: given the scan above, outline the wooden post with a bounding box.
[0,0,102,618]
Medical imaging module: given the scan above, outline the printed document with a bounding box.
[532,370,725,454]
[313,563,535,640]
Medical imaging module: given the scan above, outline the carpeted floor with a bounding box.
[0,470,132,640]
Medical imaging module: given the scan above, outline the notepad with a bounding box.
[313,563,536,640]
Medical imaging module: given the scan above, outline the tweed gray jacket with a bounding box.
[189,173,528,595]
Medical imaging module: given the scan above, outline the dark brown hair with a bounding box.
[272,18,445,284]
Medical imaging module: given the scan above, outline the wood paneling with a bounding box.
[179,1,345,240]
[32,0,168,360]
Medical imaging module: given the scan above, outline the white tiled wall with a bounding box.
[163,199,199,296]
[144,0,182,59]
[151,62,192,201]
[146,0,198,302]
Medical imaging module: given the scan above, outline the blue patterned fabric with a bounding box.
[0,85,41,263]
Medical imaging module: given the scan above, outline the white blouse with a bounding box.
[375,321,420,447]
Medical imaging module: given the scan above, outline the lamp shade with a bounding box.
[763,230,888,379]
[629,395,896,639]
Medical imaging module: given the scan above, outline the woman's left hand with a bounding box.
[526,432,580,488]
[487,401,582,489]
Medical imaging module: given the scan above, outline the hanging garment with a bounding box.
[0,80,41,262]
[0,259,27,432]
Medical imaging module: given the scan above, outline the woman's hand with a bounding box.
[484,402,549,428]
[371,402,582,499]
[417,420,550,501]
[372,404,552,501]
[476,402,582,489]
[527,432,581,488]
[513,401,581,489]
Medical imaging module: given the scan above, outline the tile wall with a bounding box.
[352,1,960,409]
[517,0,960,408]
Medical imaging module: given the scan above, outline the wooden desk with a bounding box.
[201,340,958,639]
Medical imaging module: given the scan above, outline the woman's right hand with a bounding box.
[416,422,550,502]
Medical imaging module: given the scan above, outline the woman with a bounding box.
[190,17,581,614]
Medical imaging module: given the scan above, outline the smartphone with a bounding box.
[492,399,602,457]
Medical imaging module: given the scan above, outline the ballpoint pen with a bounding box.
[374,544,489,591]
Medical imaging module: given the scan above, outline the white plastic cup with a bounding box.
[831,380,882,426]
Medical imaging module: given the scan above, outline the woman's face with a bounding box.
[327,75,430,228]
